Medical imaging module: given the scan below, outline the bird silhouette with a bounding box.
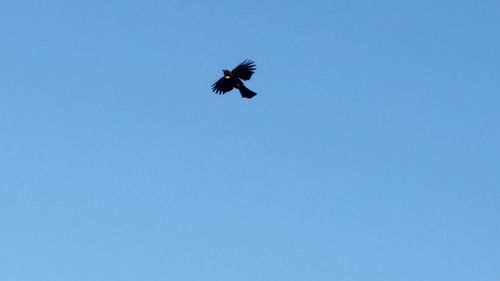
[211,60,257,98]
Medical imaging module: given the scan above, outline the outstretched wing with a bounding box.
[211,77,234,94]
[232,60,256,80]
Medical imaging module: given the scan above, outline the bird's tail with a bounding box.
[238,84,257,99]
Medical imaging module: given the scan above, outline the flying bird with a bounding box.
[211,60,257,99]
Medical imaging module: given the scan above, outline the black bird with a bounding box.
[212,60,257,99]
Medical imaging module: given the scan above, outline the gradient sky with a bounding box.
[1,1,499,280]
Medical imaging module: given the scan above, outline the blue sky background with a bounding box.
[1,0,499,280]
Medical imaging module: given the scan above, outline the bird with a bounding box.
[211,60,257,99]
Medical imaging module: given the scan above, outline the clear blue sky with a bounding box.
[1,0,499,280]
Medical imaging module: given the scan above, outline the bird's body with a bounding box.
[212,60,257,99]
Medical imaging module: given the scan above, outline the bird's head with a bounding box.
[222,69,231,78]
